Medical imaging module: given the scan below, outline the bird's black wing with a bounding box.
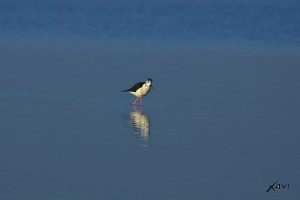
[122,82,145,92]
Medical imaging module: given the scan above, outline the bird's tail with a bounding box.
[121,90,129,92]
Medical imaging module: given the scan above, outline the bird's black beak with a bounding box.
[151,85,154,90]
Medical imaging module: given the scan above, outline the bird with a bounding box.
[122,78,153,106]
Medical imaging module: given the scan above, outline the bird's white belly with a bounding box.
[131,86,151,97]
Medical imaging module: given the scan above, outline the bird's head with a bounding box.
[146,78,153,89]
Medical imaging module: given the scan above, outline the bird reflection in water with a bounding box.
[129,105,151,147]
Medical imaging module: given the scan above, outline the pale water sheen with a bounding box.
[0,42,299,199]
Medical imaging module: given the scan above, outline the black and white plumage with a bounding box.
[122,78,153,105]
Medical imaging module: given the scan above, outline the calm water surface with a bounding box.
[0,42,299,199]
[1,0,300,46]
[0,0,300,199]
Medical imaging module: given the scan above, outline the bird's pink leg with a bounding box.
[132,104,137,111]
[132,96,139,105]
[139,97,143,106]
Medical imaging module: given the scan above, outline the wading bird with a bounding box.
[122,78,153,106]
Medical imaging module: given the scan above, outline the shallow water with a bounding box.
[0,41,299,199]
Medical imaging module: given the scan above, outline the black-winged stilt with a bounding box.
[122,78,153,105]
